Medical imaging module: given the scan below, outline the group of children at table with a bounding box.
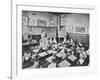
[22,32,89,68]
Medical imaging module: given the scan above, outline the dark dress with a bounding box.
[22,57,34,69]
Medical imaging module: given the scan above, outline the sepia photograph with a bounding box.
[22,11,90,69]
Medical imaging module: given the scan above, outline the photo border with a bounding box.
[11,2,97,80]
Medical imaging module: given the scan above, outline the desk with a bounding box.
[38,52,48,57]
[46,56,54,63]
[68,54,77,62]
[22,42,38,47]
[58,60,71,67]
[48,63,56,68]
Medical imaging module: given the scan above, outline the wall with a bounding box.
[22,11,57,27]
[65,14,89,43]
[65,13,89,34]
[58,13,89,35]
[22,11,89,43]
[58,13,89,43]
[22,11,58,38]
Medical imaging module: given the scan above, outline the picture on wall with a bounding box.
[37,19,47,27]
[12,2,96,79]
[22,10,90,69]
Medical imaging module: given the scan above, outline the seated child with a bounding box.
[22,51,33,69]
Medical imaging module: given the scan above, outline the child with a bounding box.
[22,51,33,69]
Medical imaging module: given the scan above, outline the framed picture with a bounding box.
[37,19,47,27]
[12,1,97,80]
